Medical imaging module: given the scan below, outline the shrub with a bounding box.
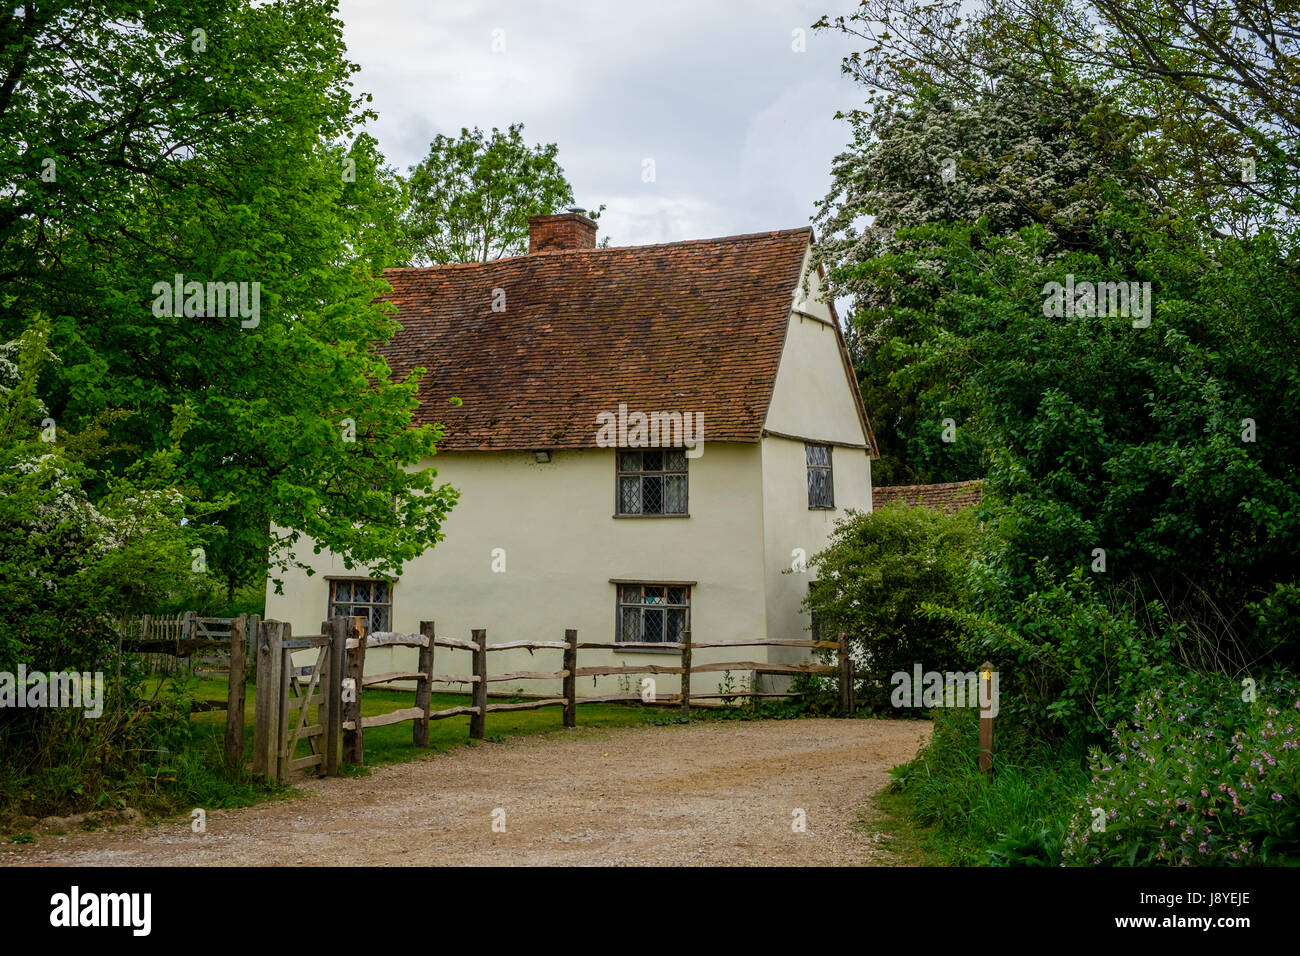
[945,566,1183,747]
[1063,674,1300,865]
[804,503,980,712]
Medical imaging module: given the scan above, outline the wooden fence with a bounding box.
[329,620,847,768]
[340,619,436,765]
[131,614,994,784]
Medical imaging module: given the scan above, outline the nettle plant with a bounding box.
[1063,676,1300,866]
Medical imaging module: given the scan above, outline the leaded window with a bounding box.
[328,579,391,631]
[806,443,834,509]
[617,584,690,644]
[617,449,688,515]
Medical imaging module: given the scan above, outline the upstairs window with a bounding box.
[806,443,834,509]
[328,578,391,631]
[617,449,688,515]
[618,584,690,644]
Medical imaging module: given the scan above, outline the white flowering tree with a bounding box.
[0,321,206,676]
[812,69,1157,484]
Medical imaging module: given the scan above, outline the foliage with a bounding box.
[0,321,209,674]
[1063,674,1300,865]
[887,215,1300,694]
[886,707,1089,865]
[813,61,1157,483]
[790,671,840,716]
[402,123,577,264]
[944,568,1183,746]
[0,671,274,824]
[814,0,1298,234]
[815,0,1300,870]
[804,503,981,712]
[0,1,458,596]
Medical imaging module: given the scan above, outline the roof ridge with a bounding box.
[875,478,985,489]
[382,227,813,275]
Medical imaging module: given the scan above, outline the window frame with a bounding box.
[614,582,692,649]
[614,448,690,517]
[327,577,394,632]
[806,442,834,510]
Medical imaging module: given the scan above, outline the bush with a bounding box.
[1063,673,1300,865]
[946,566,1184,747]
[804,503,980,712]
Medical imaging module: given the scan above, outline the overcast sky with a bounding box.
[339,0,866,248]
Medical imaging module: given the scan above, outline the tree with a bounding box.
[874,212,1300,736]
[0,321,204,675]
[814,0,1300,235]
[812,0,1300,739]
[402,124,577,264]
[0,1,458,597]
[813,72,1156,482]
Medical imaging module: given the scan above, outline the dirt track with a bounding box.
[3,718,930,866]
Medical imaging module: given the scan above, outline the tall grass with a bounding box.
[887,707,1090,865]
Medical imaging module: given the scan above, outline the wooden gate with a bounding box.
[253,619,344,785]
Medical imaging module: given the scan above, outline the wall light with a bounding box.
[533,450,551,463]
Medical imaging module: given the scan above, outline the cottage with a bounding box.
[265,212,879,697]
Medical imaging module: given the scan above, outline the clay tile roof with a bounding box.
[872,479,985,513]
[377,229,815,451]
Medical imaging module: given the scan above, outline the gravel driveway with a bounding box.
[4,718,931,866]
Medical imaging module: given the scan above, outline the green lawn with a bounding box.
[170,675,661,770]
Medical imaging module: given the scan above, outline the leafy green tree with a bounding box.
[402,123,577,264]
[0,1,458,597]
[881,213,1300,735]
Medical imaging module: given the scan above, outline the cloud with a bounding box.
[339,0,864,244]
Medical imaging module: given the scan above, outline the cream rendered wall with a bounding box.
[265,442,769,698]
[758,252,874,675]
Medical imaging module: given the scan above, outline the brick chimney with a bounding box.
[528,210,597,253]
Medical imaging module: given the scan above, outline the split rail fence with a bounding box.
[255,617,851,778]
[131,613,995,785]
[131,613,857,785]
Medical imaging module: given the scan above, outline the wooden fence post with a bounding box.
[223,613,248,777]
[253,619,283,783]
[563,629,577,728]
[413,621,435,747]
[324,617,345,776]
[680,629,692,719]
[979,660,995,776]
[343,616,367,766]
[180,610,196,658]
[469,628,487,740]
[317,621,330,767]
[275,622,293,785]
[838,632,854,716]
[247,613,261,683]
